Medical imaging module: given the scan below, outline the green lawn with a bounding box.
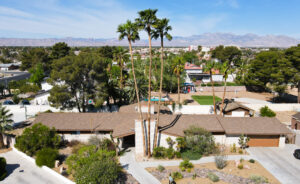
[191,95,222,105]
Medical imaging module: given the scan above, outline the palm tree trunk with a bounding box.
[154,37,164,148]
[220,78,227,115]
[177,66,180,104]
[298,81,300,103]
[210,71,216,114]
[0,133,5,149]
[147,33,153,157]
[129,40,146,156]
[120,56,123,89]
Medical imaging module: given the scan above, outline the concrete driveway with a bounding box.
[247,144,300,184]
[0,150,68,184]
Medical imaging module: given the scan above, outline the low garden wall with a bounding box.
[196,86,246,92]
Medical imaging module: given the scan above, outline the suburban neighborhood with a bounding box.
[0,1,300,184]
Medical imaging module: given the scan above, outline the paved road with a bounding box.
[248,144,300,184]
[0,150,68,184]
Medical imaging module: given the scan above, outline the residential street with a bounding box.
[0,150,69,184]
[248,144,300,184]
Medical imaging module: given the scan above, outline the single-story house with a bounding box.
[33,111,292,156]
[217,100,255,117]
[292,112,300,130]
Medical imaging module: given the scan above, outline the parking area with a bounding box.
[248,144,300,184]
[0,150,68,184]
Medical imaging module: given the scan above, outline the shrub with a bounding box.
[207,172,219,182]
[181,150,202,160]
[249,159,255,163]
[66,145,120,184]
[250,175,269,184]
[238,163,244,169]
[67,140,81,147]
[184,126,216,156]
[260,106,276,117]
[179,159,194,171]
[175,151,181,158]
[214,155,227,169]
[231,143,237,153]
[171,171,183,181]
[36,148,59,168]
[157,165,165,172]
[238,134,250,149]
[88,136,115,151]
[176,137,186,152]
[15,123,60,156]
[166,137,175,149]
[72,143,86,154]
[166,148,175,159]
[12,94,20,104]
[192,173,197,180]
[0,157,7,181]
[238,149,244,154]
[152,147,167,159]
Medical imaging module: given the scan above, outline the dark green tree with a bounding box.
[285,44,300,103]
[49,53,109,112]
[29,63,45,87]
[51,42,71,59]
[20,48,50,72]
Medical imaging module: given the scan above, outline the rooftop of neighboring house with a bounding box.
[184,63,202,70]
[217,99,254,113]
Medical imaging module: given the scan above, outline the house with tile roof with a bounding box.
[33,107,292,156]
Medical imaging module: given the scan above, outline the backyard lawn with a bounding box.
[192,95,221,105]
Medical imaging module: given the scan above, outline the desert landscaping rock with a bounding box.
[149,168,255,184]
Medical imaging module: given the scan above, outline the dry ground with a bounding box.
[148,160,280,184]
[161,177,228,184]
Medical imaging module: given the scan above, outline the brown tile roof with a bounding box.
[219,117,292,135]
[161,115,225,137]
[34,112,292,138]
[33,112,140,137]
[219,101,253,113]
[292,112,300,121]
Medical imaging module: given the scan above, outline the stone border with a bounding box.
[12,146,75,184]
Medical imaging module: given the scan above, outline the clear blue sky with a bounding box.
[0,0,299,38]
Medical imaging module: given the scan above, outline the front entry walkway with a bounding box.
[119,148,160,184]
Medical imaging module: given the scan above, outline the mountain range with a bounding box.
[0,33,299,47]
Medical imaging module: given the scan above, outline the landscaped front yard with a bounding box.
[192,95,221,105]
[147,159,280,184]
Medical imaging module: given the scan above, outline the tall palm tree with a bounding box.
[203,60,219,114]
[113,46,127,89]
[136,9,158,157]
[117,20,146,155]
[219,61,230,115]
[0,104,13,148]
[173,56,185,104]
[152,18,172,148]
